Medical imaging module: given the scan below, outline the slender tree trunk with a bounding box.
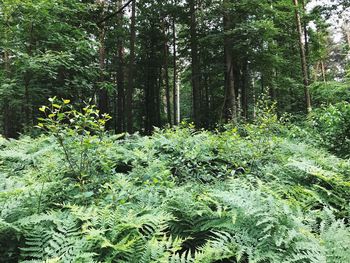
[204,72,210,127]
[162,19,172,125]
[97,1,109,115]
[223,0,237,121]
[252,77,256,120]
[126,0,136,133]
[241,62,249,119]
[2,20,16,138]
[172,14,180,125]
[3,50,11,137]
[24,22,34,128]
[293,0,312,113]
[156,64,162,127]
[314,62,319,82]
[116,0,125,133]
[301,0,311,82]
[145,57,151,133]
[189,0,201,126]
[321,60,326,82]
[24,74,30,127]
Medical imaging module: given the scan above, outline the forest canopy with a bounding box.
[0,0,349,136]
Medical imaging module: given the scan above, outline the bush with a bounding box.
[309,102,350,158]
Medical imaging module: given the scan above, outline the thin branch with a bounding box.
[98,0,134,26]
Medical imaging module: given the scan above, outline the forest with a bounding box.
[0,0,350,262]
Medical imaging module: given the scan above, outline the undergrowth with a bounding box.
[0,99,349,262]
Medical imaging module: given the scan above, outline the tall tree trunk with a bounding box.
[301,0,311,82]
[116,0,125,133]
[172,14,180,125]
[126,0,136,133]
[2,22,16,138]
[241,61,249,119]
[314,62,319,82]
[24,21,34,128]
[321,60,326,82]
[156,63,162,127]
[252,77,257,120]
[223,0,237,122]
[97,0,109,115]
[162,19,172,125]
[144,33,161,134]
[204,71,210,127]
[189,0,201,126]
[293,0,312,113]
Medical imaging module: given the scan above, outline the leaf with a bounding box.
[39,106,46,112]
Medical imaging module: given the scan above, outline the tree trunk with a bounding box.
[24,22,34,128]
[314,62,319,82]
[2,24,17,138]
[172,14,180,125]
[189,0,201,126]
[116,0,125,133]
[321,60,326,82]
[145,34,161,134]
[162,19,172,125]
[126,0,136,133]
[241,62,249,119]
[223,0,237,122]
[293,0,312,113]
[97,0,109,115]
[301,0,311,82]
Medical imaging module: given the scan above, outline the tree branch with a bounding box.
[98,0,134,26]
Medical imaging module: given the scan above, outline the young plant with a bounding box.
[37,97,111,183]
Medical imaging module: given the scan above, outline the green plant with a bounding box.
[309,102,350,157]
[0,109,350,262]
[37,97,112,183]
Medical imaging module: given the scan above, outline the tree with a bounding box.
[222,0,237,122]
[97,0,109,115]
[293,0,312,113]
[126,0,136,133]
[116,0,125,132]
[189,0,202,126]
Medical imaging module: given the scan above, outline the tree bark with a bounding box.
[2,19,17,138]
[172,14,180,125]
[97,0,109,115]
[241,62,249,119]
[116,0,125,133]
[223,0,237,122]
[24,21,34,127]
[293,0,312,113]
[162,18,172,125]
[126,0,136,133]
[321,60,326,82]
[189,0,201,126]
[301,0,311,82]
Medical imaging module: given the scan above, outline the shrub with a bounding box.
[309,102,350,158]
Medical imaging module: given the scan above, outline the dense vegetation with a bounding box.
[1,0,350,262]
[1,97,350,262]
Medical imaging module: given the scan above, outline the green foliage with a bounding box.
[37,97,112,183]
[309,102,350,157]
[0,104,350,262]
[310,81,350,106]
